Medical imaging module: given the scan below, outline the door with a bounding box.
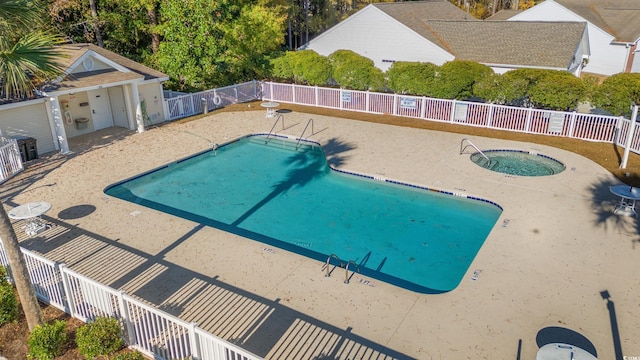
[87,88,114,130]
[108,86,128,128]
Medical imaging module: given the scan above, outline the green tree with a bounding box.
[152,0,285,91]
[1,0,64,332]
[528,71,586,111]
[591,73,640,117]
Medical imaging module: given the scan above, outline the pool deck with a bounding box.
[2,108,639,359]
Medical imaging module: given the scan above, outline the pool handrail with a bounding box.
[460,138,491,168]
[296,118,315,150]
[265,113,285,143]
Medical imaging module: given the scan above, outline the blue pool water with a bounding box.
[105,135,502,293]
[471,150,565,176]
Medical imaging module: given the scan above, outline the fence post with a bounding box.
[292,84,296,104]
[420,97,426,119]
[188,322,201,360]
[269,82,274,101]
[234,88,238,103]
[393,94,398,116]
[315,86,319,106]
[450,101,456,123]
[525,107,533,133]
[58,264,76,318]
[366,91,370,113]
[118,291,137,346]
[621,105,639,169]
[487,104,494,128]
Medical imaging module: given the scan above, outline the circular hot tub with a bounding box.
[470,150,565,177]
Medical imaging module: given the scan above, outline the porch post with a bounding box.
[130,83,144,133]
[48,96,71,154]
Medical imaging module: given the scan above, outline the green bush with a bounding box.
[112,350,145,360]
[270,51,297,82]
[75,316,123,359]
[431,60,493,100]
[328,50,385,91]
[473,73,528,105]
[387,61,438,96]
[291,50,332,86]
[591,73,640,117]
[27,320,67,360]
[0,266,18,325]
[528,71,586,110]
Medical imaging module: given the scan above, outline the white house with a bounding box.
[0,43,169,156]
[505,0,640,76]
[305,0,590,75]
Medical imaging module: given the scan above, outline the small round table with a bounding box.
[8,201,51,236]
[536,343,597,360]
[260,101,280,118]
[609,185,640,217]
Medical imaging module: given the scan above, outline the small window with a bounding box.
[82,57,94,71]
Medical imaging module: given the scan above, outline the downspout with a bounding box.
[624,42,637,73]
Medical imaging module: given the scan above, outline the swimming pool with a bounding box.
[470,150,565,176]
[105,135,502,293]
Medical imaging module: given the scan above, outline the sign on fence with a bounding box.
[454,103,469,122]
[341,91,351,103]
[400,97,417,110]
[547,112,565,133]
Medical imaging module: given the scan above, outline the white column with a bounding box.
[122,85,135,130]
[130,83,144,133]
[48,96,71,154]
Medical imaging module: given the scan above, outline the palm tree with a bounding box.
[1,0,65,331]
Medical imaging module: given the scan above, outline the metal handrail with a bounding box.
[295,118,314,149]
[265,113,285,143]
[344,260,359,284]
[460,138,491,167]
[322,253,342,278]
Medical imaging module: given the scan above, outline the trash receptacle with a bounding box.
[12,136,38,162]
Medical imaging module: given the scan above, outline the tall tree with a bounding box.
[0,0,64,331]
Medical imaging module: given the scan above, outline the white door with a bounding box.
[87,88,114,130]
[108,87,128,128]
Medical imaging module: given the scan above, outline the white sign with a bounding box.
[341,91,351,103]
[400,97,417,110]
[454,103,469,122]
[547,112,565,133]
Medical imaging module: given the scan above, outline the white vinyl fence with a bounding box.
[261,82,640,156]
[164,81,260,121]
[0,137,24,183]
[0,240,261,360]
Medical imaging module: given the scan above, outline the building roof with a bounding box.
[485,9,521,21]
[423,20,587,69]
[551,0,640,42]
[373,0,478,46]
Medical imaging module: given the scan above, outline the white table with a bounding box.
[8,201,51,236]
[609,185,640,217]
[536,343,597,360]
[261,101,280,118]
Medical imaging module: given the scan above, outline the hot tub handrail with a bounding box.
[460,138,491,168]
[265,113,285,143]
[295,118,314,150]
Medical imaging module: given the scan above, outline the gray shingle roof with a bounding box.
[485,9,522,21]
[423,20,587,68]
[373,0,478,46]
[554,0,640,42]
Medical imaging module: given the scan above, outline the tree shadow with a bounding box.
[588,177,640,246]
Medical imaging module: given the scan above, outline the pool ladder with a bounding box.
[265,113,285,143]
[295,118,314,150]
[460,138,491,168]
[322,254,359,284]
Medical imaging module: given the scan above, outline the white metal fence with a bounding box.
[164,81,260,121]
[0,240,262,360]
[0,137,24,184]
[261,81,640,155]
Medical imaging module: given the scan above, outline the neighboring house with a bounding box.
[305,0,589,76]
[0,43,169,156]
[505,0,640,76]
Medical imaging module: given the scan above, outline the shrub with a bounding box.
[387,61,438,96]
[292,50,332,85]
[431,60,493,99]
[528,71,587,111]
[27,320,67,360]
[328,50,385,91]
[473,73,528,105]
[0,266,18,325]
[591,73,640,117]
[112,350,145,360]
[75,316,123,359]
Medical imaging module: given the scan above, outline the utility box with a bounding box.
[12,136,38,162]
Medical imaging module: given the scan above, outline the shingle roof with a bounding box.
[423,20,587,69]
[554,0,640,42]
[485,9,521,21]
[373,0,478,46]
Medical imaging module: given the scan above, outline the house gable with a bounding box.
[306,1,466,71]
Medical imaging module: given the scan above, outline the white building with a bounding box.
[505,0,640,76]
